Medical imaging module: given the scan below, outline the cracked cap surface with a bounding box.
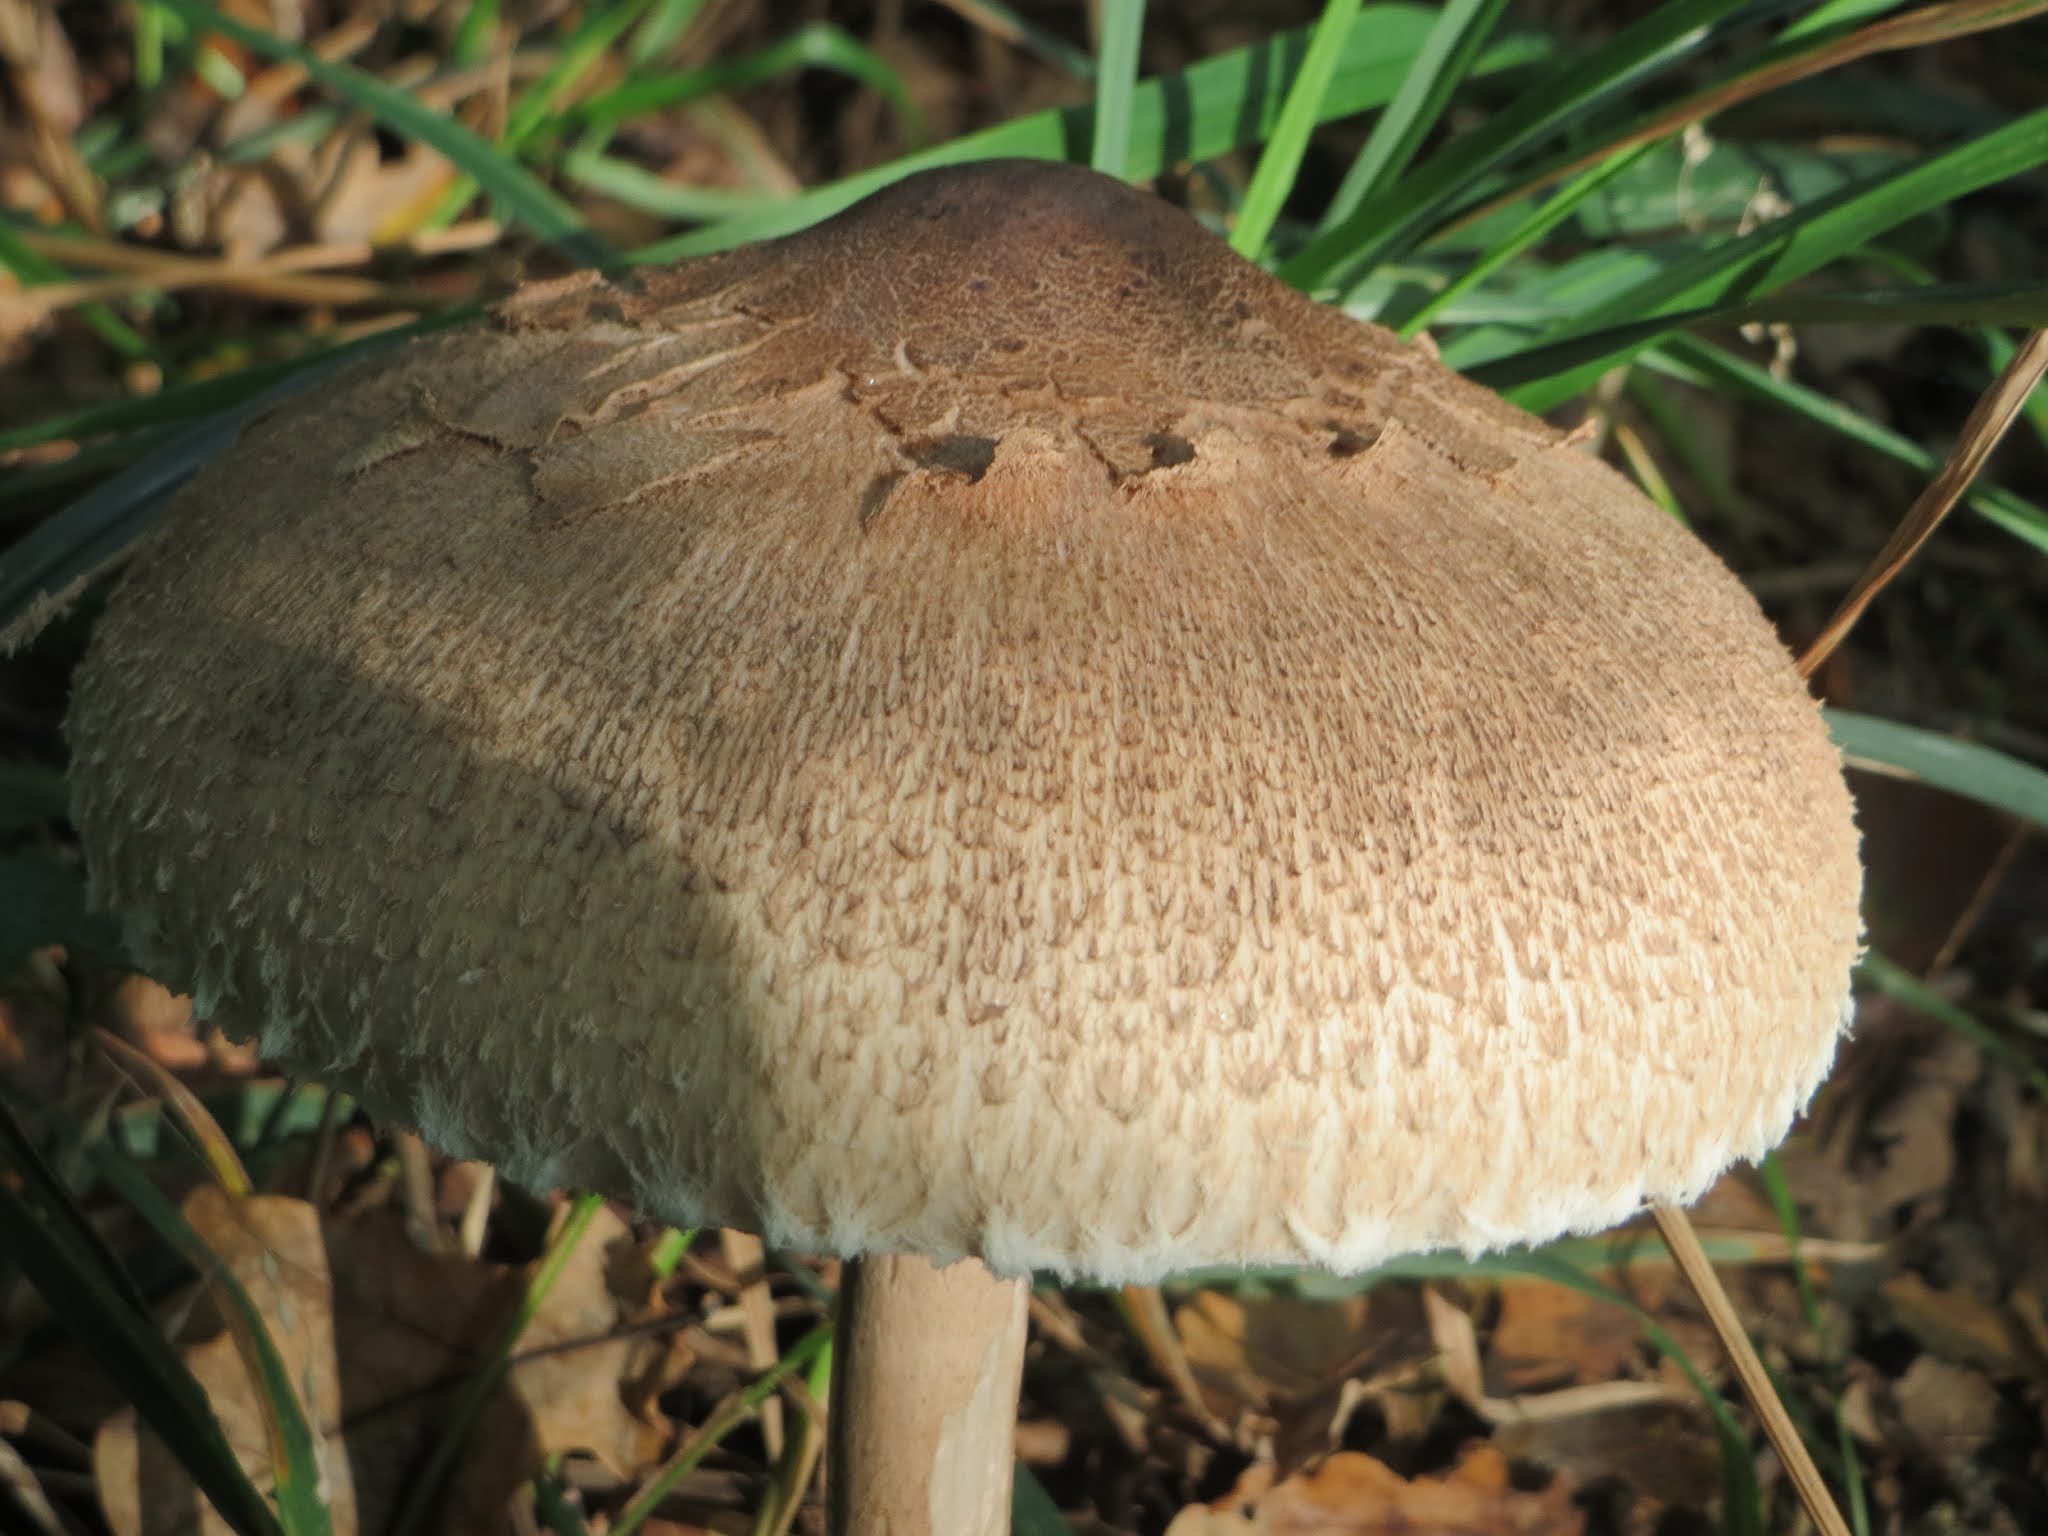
[68,159,1862,1280]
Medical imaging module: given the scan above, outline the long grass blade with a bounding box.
[0,1098,284,1536]
[419,0,658,232]
[1399,141,1654,336]
[631,8,1549,263]
[96,1028,255,1197]
[1231,0,1362,258]
[1644,338,2048,556]
[1498,109,2048,410]
[1451,0,2048,236]
[1279,0,1782,291]
[86,1144,333,1536]
[1470,282,2048,388]
[1090,0,1147,178]
[611,1323,834,1536]
[1826,710,2048,829]
[388,1192,607,1536]
[1316,0,1507,234]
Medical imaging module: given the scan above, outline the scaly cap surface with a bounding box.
[67,160,1863,1281]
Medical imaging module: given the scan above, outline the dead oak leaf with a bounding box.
[95,1188,668,1536]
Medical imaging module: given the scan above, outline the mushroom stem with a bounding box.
[828,1253,1030,1535]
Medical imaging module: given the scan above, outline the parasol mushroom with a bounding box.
[65,159,1862,1532]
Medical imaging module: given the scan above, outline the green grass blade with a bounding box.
[0,360,347,643]
[631,8,1550,263]
[1400,140,1655,336]
[1469,281,2048,390]
[1278,0,1781,291]
[646,1227,696,1280]
[1825,709,2048,829]
[1784,0,1910,39]
[611,1322,833,1536]
[1090,0,1147,177]
[507,1,656,148]
[1231,0,1362,258]
[448,0,500,66]
[630,0,708,66]
[0,1098,286,1536]
[143,0,610,266]
[421,0,657,232]
[2,309,477,642]
[388,1192,607,1536]
[1643,337,2048,557]
[1497,105,2048,410]
[86,1143,333,1536]
[1317,0,1508,234]
[560,151,771,220]
[1858,952,2048,1097]
[1451,0,2042,246]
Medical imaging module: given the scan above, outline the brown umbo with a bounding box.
[67,160,1862,1532]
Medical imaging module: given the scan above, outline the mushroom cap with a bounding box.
[67,160,1861,1282]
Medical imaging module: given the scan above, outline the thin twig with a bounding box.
[1653,1205,1852,1536]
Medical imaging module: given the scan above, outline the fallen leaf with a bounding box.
[1485,1281,1645,1395]
[1892,1356,2000,1458]
[1175,1290,1378,1409]
[1881,1272,2041,1381]
[95,1189,669,1535]
[1176,1445,1583,1535]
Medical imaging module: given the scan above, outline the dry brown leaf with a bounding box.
[1882,1272,2043,1381]
[1175,1290,1383,1409]
[1171,1445,1583,1535]
[1486,1281,1646,1395]
[1489,1383,1717,1507]
[1892,1356,2000,1458]
[1785,1021,1980,1243]
[94,1189,668,1536]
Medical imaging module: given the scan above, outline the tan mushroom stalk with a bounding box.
[66,160,1862,1532]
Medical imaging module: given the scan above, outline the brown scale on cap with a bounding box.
[68,159,1861,1286]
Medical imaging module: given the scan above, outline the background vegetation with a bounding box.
[1,1,2045,1532]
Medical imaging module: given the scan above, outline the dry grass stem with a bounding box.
[1799,328,2048,676]
[1653,1204,1853,1536]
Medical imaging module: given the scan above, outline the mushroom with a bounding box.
[65,159,1862,1531]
